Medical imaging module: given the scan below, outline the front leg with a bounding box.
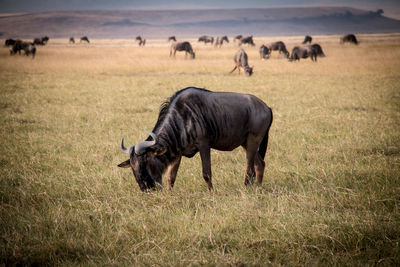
[166,156,182,190]
[199,146,213,191]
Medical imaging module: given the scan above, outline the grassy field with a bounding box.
[1,34,399,265]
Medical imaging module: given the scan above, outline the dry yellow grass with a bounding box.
[0,34,399,265]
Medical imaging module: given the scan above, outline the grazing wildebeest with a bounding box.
[9,40,24,55]
[341,34,358,45]
[310,43,325,58]
[302,35,312,44]
[214,36,229,47]
[5,39,17,46]
[23,43,36,58]
[267,41,289,58]
[239,36,255,46]
[118,87,273,191]
[198,35,214,45]
[139,39,146,46]
[259,45,270,60]
[234,35,243,42]
[136,36,146,46]
[69,37,75,44]
[168,36,176,42]
[33,36,49,45]
[289,46,315,61]
[289,44,325,62]
[10,41,36,58]
[170,41,195,59]
[80,36,90,43]
[230,48,253,76]
[9,40,21,54]
[33,38,44,45]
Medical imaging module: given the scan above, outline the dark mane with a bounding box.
[150,87,210,139]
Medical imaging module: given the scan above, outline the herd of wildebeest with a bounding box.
[167,33,358,76]
[3,32,359,192]
[4,33,359,71]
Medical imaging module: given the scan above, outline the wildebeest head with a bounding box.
[118,130,167,191]
[244,66,254,76]
[284,51,290,59]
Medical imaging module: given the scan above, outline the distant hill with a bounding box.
[1,7,400,39]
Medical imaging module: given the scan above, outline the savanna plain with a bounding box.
[0,34,399,266]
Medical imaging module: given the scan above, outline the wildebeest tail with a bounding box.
[258,107,273,159]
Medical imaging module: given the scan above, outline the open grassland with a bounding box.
[0,34,399,265]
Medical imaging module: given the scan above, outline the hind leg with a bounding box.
[243,137,260,185]
[254,154,265,184]
[244,149,256,185]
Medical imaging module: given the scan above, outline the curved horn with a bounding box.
[134,130,157,155]
[121,137,134,155]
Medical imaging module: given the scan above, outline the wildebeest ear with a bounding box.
[117,159,131,168]
[152,146,168,156]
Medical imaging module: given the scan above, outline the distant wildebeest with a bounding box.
[168,36,176,42]
[69,37,75,44]
[289,44,324,62]
[214,36,229,47]
[289,46,315,61]
[170,41,195,59]
[239,36,255,46]
[259,45,270,60]
[302,35,312,44]
[80,36,90,43]
[139,39,146,46]
[9,40,26,55]
[341,34,358,45]
[267,41,289,58]
[198,35,214,45]
[310,43,325,58]
[33,36,49,45]
[230,48,253,76]
[234,35,243,42]
[9,40,23,54]
[118,87,273,191]
[33,38,44,45]
[24,43,36,58]
[10,40,36,58]
[5,39,17,46]
[136,36,146,46]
